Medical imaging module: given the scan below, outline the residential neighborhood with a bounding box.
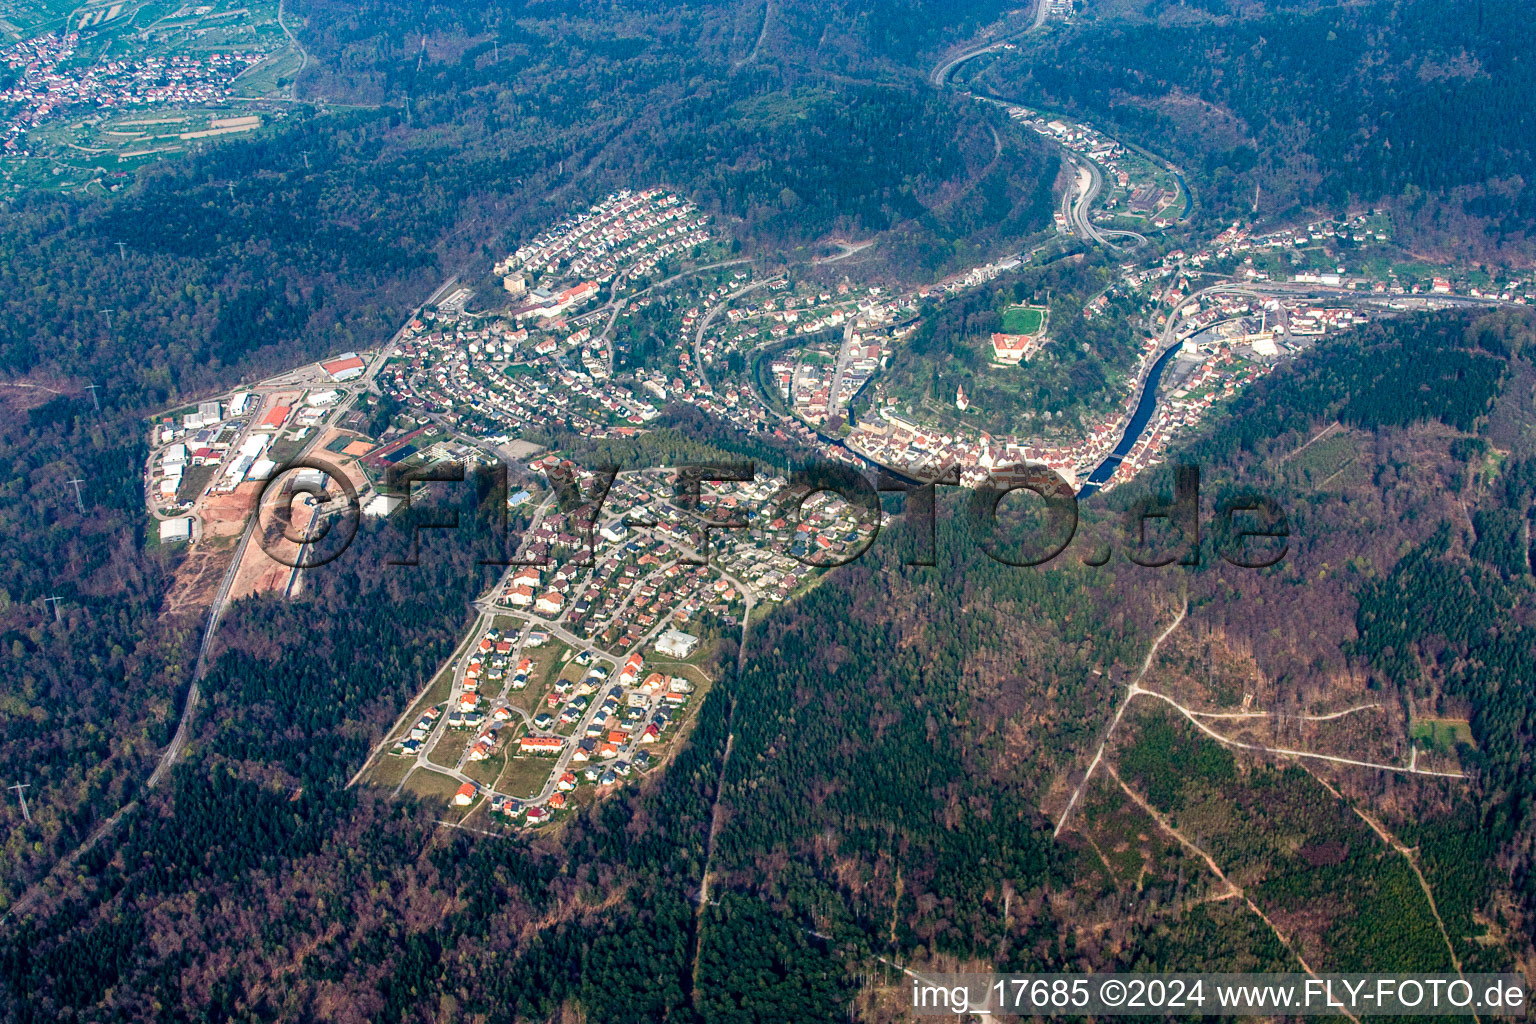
[1,31,267,155]
[146,162,1532,823]
[347,448,890,826]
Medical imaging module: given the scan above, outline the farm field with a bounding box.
[0,0,301,195]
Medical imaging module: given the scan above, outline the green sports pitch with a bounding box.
[1001,305,1045,335]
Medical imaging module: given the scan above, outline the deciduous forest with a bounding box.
[2,0,1535,1019]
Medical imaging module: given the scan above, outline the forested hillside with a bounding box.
[971,0,1536,261]
[881,249,1150,434]
[0,0,1055,920]
[1122,307,1536,933]
[5,308,1535,1020]
[4,0,1536,1018]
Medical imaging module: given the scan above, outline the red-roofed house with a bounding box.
[559,282,599,305]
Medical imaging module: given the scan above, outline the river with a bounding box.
[1076,340,1183,499]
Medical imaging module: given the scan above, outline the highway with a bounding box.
[1057,151,1147,250]
[930,0,1161,257]
[937,43,1146,256]
[927,0,1048,88]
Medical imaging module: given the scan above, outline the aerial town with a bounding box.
[140,101,1531,824]
[1,31,266,155]
[0,0,301,195]
[21,0,1536,1007]
[353,459,875,824]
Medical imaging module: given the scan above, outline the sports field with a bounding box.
[1001,305,1045,335]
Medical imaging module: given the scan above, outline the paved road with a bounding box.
[926,0,1046,89]
[596,257,755,375]
[693,276,781,392]
[1063,155,1100,242]
[1059,153,1145,251]
[1211,279,1507,311]
[371,495,614,808]
[921,4,1044,90]
[1084,271,1522,488]
[380,491,762,817]
[152,304,426,787]
[1072,273,1204,483]
[145,517,252,788]
[265,0,307,101]
[824,320,859,422]
[347,604,497,789]
[495,530,759,810]
[931,2,1160,259]
[812,240,873,265]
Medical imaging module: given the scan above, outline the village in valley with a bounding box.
[0,0,303,195]
[140,97,1533,825]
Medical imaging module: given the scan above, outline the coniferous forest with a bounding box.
[970,0,1536,261]
[3,0,1536,1020]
